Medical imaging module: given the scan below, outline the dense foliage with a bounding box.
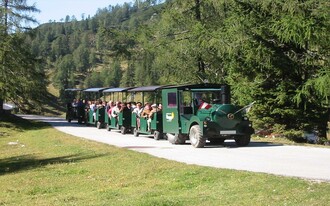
[0,0,46,113]
[2,0,329,136]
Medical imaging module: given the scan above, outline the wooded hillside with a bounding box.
[2,0,329,138]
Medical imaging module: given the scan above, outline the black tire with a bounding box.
[209,138,225,145]
[163,133,168,140]
[106,124,111,131]
[189,125,206,148]
[133,128,139,137]
[121,126,126,134]
[167,133,186,144]
[235,135,251,146]
[154,131,161,140]
[97,122,102,129]
[68,119,71,123]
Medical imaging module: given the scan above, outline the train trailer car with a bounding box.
[128,86,166,140]
[103,87,134,134]
[64,88,86,124]
[161,84,254,148]
[84,87,109,127]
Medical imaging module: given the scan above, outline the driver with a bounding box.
[195,93,212,110]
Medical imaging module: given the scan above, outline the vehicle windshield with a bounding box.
[193,91,222,104]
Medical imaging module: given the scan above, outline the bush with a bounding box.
[283,130,306,143]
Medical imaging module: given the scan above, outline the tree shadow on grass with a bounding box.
[0,113,50,134]
[0,153,107,175]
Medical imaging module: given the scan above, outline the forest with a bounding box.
[1,0,329,139]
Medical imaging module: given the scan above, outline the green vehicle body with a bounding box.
[131,111,163,140]
[161,84,254,148]
[103,87,134,134]
[128,86,166,140]
[87,109,96,126]
[83,87,108,127]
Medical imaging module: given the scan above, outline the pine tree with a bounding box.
[0,0,43,113]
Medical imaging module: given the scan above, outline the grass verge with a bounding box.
[1,114,329,206]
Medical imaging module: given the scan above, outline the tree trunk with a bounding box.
[0,98,3,114]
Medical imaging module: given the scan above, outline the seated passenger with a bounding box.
[111,101,121,126]
[130,102,136,110]
[141,103,151,119]
[147,104,158,132]
[90,101,96,120]
[125,102,131,111]
[158,104,162,111]
[132,102,143,129]
[198,99,212,110]
[107,101,114,118]
[72,99,78,107]
[194,93,212,110]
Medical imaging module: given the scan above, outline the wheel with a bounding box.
[163,133,168,140]
[106,124,111,131]
[121,126,126,134]
[133,128,139,137]
[68,119,71,123]
[167,133,186,144]
[189,125,206,148]
[78,118,82,124]
[154,131,161,140]
[97,122,102,129]
[235,135,251,146]
[209,138,225,145]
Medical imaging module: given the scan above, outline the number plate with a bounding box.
[220,130,236,135]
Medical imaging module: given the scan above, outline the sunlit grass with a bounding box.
[1,114,329,205]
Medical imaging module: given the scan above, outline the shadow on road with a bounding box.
[222,141,283,148]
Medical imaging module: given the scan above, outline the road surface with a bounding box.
[19,115,330,182]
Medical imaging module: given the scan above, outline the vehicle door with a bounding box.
[162,88,180,134]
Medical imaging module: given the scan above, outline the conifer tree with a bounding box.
[0,0,44,113]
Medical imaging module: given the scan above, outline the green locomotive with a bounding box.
[161,84,254,148]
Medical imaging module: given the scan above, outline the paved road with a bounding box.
[20,115,330,182]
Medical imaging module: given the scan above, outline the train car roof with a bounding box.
[162,83,228,90]
[103,87,135,93]
[127,85,169,92]
[83,87,109,92]
[64,88,82,91]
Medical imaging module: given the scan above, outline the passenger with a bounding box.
[132,102,143,129]
[102,100,107,107]
[90,101,96,121]
[199,99,211,110]
[158,104,162,111]
[130,102,136,110]
[195,93,212,110]
[72,99,77,107]
[119,102,126,112]
[126,102,132,111]
[147,104,158,132]
[97,99,103,108]
[141,103,151,119]
[107,101,115,118]
[111,101,121,126]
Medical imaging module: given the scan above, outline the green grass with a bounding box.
[1,114,330,206]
